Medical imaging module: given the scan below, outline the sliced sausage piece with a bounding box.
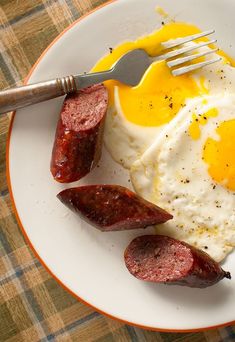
[57,185,173,231]
[124,235,231,288]
[50,84,108,183]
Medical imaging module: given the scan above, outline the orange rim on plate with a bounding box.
[6,0,235,332]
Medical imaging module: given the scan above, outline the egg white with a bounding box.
[103,87,162,168]
[131,94,235,262]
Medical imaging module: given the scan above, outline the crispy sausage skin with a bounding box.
[50,84,108,183]
[57,185,173,231]
[124,235,231,288]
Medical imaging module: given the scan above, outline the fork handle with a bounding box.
[0,75,77,114]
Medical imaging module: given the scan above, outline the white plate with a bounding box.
[7,0,235,331]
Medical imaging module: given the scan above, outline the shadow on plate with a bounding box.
[143,278,233,309]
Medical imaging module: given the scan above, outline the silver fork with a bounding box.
[0,30,221,114]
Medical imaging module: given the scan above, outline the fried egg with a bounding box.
[92,20,235,261]
[92,22,235,169]
[130,94,235,262]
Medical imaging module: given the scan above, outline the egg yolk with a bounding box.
[92,22,208,127]
[189,108,218,140]
[203,119,235,191]
[92,21,234,127]
[118,61,206,127]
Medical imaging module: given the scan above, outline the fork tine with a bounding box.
[157,39,217,61]
[172,57,222,76]
[167,48,219,67]
[161,29,215,49]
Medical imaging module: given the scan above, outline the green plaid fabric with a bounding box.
[0,1,235,341]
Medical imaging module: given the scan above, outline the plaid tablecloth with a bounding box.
[0,1,235,341]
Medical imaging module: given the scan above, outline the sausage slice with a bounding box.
[50,84,108,183]
[57,185,173,231]
[124,235,231,288]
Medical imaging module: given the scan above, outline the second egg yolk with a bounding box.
[203,119,235,191]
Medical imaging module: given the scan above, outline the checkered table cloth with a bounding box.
[0,1,235,341]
